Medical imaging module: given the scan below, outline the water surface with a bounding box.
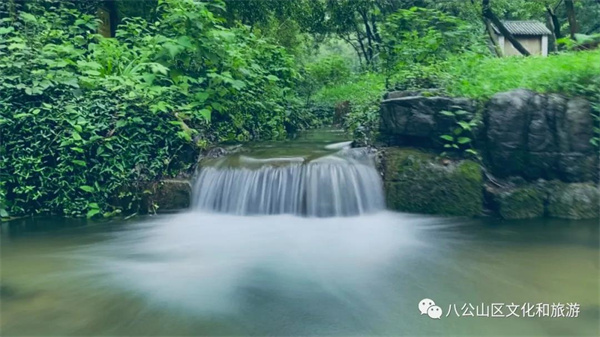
[2,214,598,336]
[1,129,598,336]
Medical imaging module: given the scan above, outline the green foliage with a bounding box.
[297,54,353,102]
[439,50,600,99]
[0,0,302,217]
[381,7,484,90]
[438,110,481,159]
[312,73,385,145]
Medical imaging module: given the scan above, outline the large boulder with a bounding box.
[547,182,600,220]
[380,93,478,148]
[485,89,597,182]
[382,148,483,216]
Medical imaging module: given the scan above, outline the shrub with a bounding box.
[0,0,301,217]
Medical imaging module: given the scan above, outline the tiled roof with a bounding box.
[492,20,551,36]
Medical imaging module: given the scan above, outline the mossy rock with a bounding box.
[547,183,600,219]
[493,186,545,220]
[150,179,192,213]
[382,148,483,216]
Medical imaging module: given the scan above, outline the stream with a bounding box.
[1,130,598,336]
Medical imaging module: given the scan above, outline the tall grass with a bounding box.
[440,50,600,99]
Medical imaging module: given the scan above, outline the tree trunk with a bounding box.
[545,5,562,40]
[103,0,119,37]
[484,19,503,56]
[353,24,371,66]
[482,0,530,56]
[564,0,578,39]
[359,9,375,63]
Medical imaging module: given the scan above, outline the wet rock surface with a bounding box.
[485,89,597,182]
[486,180,599,220]
[381,148,483,216]
[380,94,478,148]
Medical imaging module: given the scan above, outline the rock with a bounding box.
[382,148,483,216]
[150,179,192,212]
[206,147,228,159]
[487,184,545,219]
[485,89,597,182]
[380,93,477,148]
[547,183,600,219]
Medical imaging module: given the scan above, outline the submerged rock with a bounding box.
[381,148,483,216]
[547,183,600,220]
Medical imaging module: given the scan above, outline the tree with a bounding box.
[546,1,562,41]
[564,0,578,39]
[482,0,530,56]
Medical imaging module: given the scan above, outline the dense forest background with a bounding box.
[1,0,599,218]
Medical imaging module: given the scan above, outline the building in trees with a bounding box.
[492,21,551,56]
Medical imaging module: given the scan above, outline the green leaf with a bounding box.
[457,121,471,130]
[439,110,455,117]
[20,13,37,23]
[440,135,454,141]
[14,113,32,119]
[457,137,471,144]
[72,131,82,141]
[198,109,211,122]
[231,80,246,90]
[80,185,94,192]
[194,92,209,103]
[0,26,14,35]
[87,208,101,218]
[72,160,87,167]
[266,75,279,82]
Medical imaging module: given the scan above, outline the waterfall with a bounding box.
[193,151,385,217]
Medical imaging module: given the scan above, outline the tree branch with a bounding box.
[482,0,530,56]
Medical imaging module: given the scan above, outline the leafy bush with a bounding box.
[0,0,302,217]
[439,50,600,99]
[297,54,353,103]
[381,7,485,90]
[312,73,385,145]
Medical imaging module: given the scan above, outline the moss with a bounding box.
[547,183,600,219]
[495,186,544,220]
[151,179,192,213]
[383,148,483,216]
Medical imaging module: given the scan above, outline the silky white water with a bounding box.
[193,154,384,217]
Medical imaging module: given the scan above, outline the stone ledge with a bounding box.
[486,181,600,220]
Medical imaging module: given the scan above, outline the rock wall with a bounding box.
[380,89,599,219]
[485,89,597,182]
[380,95,478,148]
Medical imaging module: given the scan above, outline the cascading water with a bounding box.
[193,144,385,217]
